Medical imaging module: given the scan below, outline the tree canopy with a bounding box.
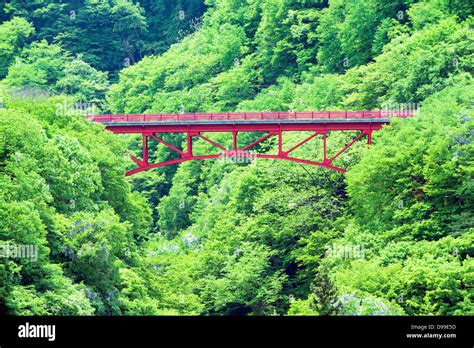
[0,0,472,316]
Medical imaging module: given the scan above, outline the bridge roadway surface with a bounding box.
[88,111,411,133]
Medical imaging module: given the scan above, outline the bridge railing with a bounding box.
[87,110,414,123]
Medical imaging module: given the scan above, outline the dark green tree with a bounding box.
[309,267,340,315]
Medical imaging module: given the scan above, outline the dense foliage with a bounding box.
[0,0,206,76]
[0,0,472,316]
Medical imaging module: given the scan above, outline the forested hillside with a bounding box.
[0,0,472,316]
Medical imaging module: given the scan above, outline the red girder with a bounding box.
[122,128,373,176]
[87,111,414,176]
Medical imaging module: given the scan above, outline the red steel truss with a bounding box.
[88,111,413,176]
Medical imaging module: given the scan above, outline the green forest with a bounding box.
[0,0,472,316]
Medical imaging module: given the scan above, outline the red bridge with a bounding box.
[88,111,414,176]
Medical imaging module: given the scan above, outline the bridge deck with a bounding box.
[97,120,392,133]
[88,110,412,124]
[97,118,391,126]
[88,111,412,133]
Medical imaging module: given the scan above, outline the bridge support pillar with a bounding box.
[232,131,238,151]
[142,135,149,166]
[187,132,194,156]
[322,131,328,163]
[278,130,283,156]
